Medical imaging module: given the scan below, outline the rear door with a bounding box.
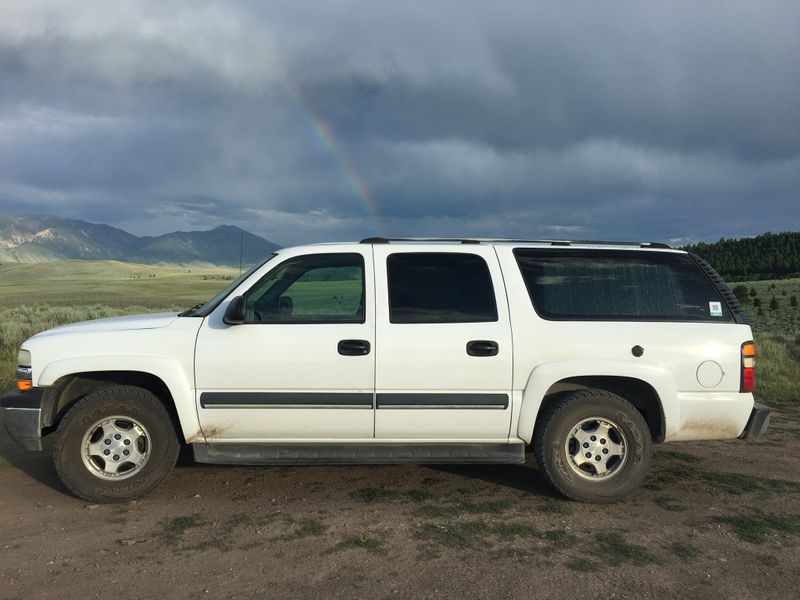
[373,245,513,440]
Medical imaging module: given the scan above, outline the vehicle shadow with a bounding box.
[2,418,557,501]
[0,414,69,495]
[425,456,562,498]
[172,445,559,499]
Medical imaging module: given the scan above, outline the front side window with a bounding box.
[387,252,498,323]
[245,253,365,323]
[514,249,731,321]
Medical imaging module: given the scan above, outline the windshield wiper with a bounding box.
[179,303,205,317]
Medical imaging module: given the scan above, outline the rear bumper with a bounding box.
[739,402,771,439]
[0,387,44,451]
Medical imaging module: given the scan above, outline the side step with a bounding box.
[193,442,526,465]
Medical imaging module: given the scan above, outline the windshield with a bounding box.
[180,254,276,317]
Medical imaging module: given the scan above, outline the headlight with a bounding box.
[18,349,32,368]
[16,349,32,391]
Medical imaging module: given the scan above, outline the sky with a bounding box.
[0,1,798,247]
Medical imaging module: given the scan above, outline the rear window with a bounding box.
[513,249,731,322]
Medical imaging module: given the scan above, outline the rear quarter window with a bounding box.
[513,249,732,322]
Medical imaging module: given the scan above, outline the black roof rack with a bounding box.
[359,237,671,249]
[360,237,481,245]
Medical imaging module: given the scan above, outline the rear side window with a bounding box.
[514,249,731,322]
[387,253,498,323]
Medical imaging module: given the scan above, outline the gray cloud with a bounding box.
[0,1,798,246]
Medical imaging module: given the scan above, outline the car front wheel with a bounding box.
[53,386,180,503]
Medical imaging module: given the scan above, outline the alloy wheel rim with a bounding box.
[564,417,627,480]
[80,416,151,481]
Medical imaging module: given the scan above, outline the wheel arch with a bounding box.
[516,361,675,444]
[533,376,664,443]
[42,370,192,444]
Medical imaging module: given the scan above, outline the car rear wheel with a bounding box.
[533,389,652,503]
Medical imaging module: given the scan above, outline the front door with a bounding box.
[372,246,513,440]
[194,248,375,441]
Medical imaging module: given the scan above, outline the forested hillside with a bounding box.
[683,232,800,281]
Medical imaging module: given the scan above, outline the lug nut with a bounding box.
[104,439,111,445]
[123,449,130,456]
[595,456,601,461]
[113,455,119,461]
[103,449,110,456]
[600,439,606,445]
[123,439,131,446]
[585,452,591,458]
[603,448,609,454]
[583,442,589,448]
[114,434,121,440]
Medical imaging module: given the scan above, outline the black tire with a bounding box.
[53,386,180,503]
[533,389,652,503]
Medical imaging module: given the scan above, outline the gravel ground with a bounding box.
[1,407,799,600]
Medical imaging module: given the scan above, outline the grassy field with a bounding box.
[0,260,237,389]
[1,259,798,407]
[0,260,239,308]
[736,278,800,409]
[1,260,799,598]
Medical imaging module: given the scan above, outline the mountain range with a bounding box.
[0,214,280,266]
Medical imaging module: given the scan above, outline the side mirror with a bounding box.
[223,296,246,325]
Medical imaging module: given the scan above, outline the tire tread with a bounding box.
[53,385,179,503]
[533,388,652,503]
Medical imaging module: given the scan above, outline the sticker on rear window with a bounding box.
[709,301,723,317]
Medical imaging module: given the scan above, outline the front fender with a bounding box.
[37,356,200,443]
[515,360,678,443]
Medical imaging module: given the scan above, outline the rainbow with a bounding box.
[279,78,384,237]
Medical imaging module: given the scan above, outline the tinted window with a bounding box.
[514,249,731,321]
[387,253,498,323]
[245,253,365,323]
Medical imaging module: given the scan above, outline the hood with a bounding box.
[32,312,180,338]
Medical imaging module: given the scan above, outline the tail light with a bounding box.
[741,341,756,393]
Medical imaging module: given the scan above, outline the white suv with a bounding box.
[1,238,770,503]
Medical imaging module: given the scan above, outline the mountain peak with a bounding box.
[0,213,280,266]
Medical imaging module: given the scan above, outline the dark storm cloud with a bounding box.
[0,1,798,245]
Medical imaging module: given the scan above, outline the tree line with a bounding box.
[682,231,800,281]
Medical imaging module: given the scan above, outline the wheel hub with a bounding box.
[80,417,151,481]
[565,417,627,480]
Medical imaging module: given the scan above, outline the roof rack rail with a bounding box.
[565,240,673,249]
[359,237,480,245]
[359,237,672,249]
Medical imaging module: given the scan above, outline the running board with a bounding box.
[193,442,526,465]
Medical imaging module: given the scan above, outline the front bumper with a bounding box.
[739,402,771,439]
[0,387,44,451]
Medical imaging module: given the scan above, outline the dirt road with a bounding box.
[1,409,799,600]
